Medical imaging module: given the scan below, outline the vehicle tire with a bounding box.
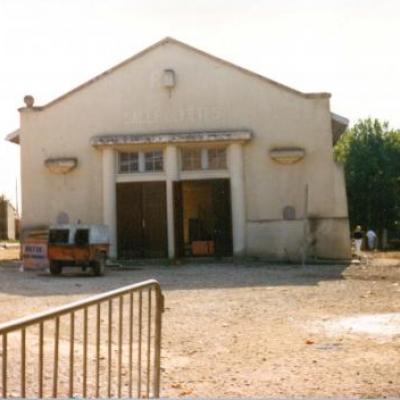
[49,261,62,276]
[92,255,106,277]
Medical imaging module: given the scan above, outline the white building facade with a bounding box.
[6,38,351,260]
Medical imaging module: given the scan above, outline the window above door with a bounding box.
[144,150,163,172]
[119,152,139,173]
[181,148,202,171]
[181,147,227,171]
[118,150,164,174]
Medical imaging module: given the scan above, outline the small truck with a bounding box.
[48,224,109,276]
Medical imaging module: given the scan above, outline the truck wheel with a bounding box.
[92,256,106,277]
[50,261,62,276]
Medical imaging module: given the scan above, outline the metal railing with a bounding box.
[0,279,164,398]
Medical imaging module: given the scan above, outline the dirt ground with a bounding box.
[0,248,399,398]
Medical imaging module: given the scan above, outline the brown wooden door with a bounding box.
[117,182,143,258]
[116,182,167,259]
[142,182,168,258]
[211,179,233,256]
[173,181,184,258]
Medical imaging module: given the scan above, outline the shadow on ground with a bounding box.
[0,258,348,297]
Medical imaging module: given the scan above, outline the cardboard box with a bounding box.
[191,240,215,256]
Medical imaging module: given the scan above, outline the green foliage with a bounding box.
[334,118,400,235]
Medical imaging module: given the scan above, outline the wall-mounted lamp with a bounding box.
[163,69,176,97]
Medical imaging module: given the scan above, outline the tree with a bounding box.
[334,118,400,243]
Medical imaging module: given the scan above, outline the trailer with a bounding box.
[48,224,109,276]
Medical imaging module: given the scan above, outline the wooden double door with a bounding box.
[117,182,168,259]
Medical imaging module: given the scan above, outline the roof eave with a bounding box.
[331,112,349,145]
[5,129,20,145]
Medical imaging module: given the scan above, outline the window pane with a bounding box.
[144,150,163,171]
[208,148,226,169]
[118,152,139,173]
[182,148,202,170]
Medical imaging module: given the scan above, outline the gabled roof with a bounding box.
[20,36,331,112]
[5,37,347,144]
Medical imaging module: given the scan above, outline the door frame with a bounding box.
[173,178,233,258]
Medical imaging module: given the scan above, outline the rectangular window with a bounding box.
[144,150,163,171]
[208,148,227,170]
[49,229,70,244]
[119,152,139,174]
[182,148,202,170]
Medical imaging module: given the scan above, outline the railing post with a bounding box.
[108,298,113,398]
[83,307,88,397]
[118,296,123,397]
[38,322,44,398]
[129,292,134,397]
[21,329,26,398]
[153,289,164,398]
[96,303,101,398]
[137,291,143,398]
[52,317,60,397]
[69,312,75,398]
[146,288,152,398]
[2,333,7,398]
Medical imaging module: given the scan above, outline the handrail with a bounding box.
[0,279,164,398]
[0,279,162,334]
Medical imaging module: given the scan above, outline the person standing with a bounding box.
[366,229,377,250]
[353,225,364,259]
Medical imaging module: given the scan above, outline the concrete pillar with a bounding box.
[229,143,246,256]
[102,147,117,258]
[165,145,179,258]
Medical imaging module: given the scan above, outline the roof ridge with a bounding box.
[163,37,330,99]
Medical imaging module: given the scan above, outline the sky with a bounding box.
[1,0,400,208]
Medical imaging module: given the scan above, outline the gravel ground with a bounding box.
[0,249,399,398]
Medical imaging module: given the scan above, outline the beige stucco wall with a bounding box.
[19,40,350,259]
